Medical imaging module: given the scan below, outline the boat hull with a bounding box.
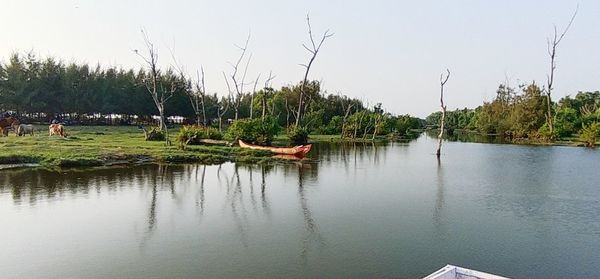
[238,140,312,158]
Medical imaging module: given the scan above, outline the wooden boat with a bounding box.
[423,265,508,279]
[238,140,312,157]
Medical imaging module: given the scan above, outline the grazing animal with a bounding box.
[0,116,19,137]
[49,124,65,137]
[17,124,35,136]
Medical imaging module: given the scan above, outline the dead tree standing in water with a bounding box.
[295,14,334,126]
[436,69,450,158]
[545,7,577,139]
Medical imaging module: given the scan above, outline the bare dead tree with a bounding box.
[362,115,373,141]
[225,33,252,120]
[194,67,207,126]
[262,71,276,120]
[133,30,173,130]
[581,103,599,117]
[353,101,367,141]
[436,69,450,158]
[134,29,178,145]
[285,97,292,128]
[249,74,261,119]
[295,14,334,127]
[220,71,233,132]
[169,48,207,127]
[339,94,354,139]
[372,111,384,141]
[545,6,578,139]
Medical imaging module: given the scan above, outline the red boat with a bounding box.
[238,140,312,158]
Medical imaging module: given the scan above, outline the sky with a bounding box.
[1,0,598,117]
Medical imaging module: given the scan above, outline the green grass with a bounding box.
[0,125,274,168]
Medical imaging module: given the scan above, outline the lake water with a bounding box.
[1,135,599,278]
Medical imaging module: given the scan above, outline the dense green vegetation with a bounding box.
[0,52,424,144]
[426,83,600,143]
[1,52,596,148]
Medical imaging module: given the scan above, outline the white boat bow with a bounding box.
[423,265,509,279]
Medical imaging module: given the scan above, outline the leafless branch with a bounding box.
[295,14,334,127]
[264,71,275,89]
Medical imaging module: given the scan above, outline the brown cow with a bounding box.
[49,124,65,137]
[0,116,19,136]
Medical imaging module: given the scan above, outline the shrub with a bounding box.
[176,125,223,146]
[316,115,343,135]
[554,107,578,138]
[580,122,600,147]
[287,125,309,144]
[225,117,280,145]
[144,127,165,141]
[535,124,555,141]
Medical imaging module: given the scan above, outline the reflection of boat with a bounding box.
[238,140,312,158]
[272,154,304,160]
[423,265,508,279]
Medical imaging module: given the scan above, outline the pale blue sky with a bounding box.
[1,0,598,117]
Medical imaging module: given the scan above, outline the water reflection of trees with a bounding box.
[295,164,325,265]
[212,161,325,263]
[0,141,416,265]
[214,164,275,247]
[310,141,392,171]
[425,129,506,144]
[0,165,181,206]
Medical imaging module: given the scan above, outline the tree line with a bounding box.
[0,52,424,137]
[426,82,600,144]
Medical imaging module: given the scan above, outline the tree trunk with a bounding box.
[341,104,352,139]
[436,108,446,157]
[436,69,450,158]
[250,95,254,119]
[372,115,380,141]
[261,98,266,120]
[201,99,206,127]
[295,15,333,127]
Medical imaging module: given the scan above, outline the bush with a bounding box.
[555,107,578,138]
[287,125,309,144]
[316,115,343,135]
[580,122,600,147]
[225,117,280,145]
[144,127,165,141]
[536,124,555,141]
[176,125,223,146]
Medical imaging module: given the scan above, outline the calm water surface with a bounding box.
[1,135,599,278]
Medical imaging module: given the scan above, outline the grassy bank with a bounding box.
[0,126,274,169]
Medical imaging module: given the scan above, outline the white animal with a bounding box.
[17,124,35,136]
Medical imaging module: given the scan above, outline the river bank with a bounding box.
[0,126,596,170]
[0,126,274,169]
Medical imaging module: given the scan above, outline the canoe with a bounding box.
[423,265,508,279]
[238,140,312,157]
